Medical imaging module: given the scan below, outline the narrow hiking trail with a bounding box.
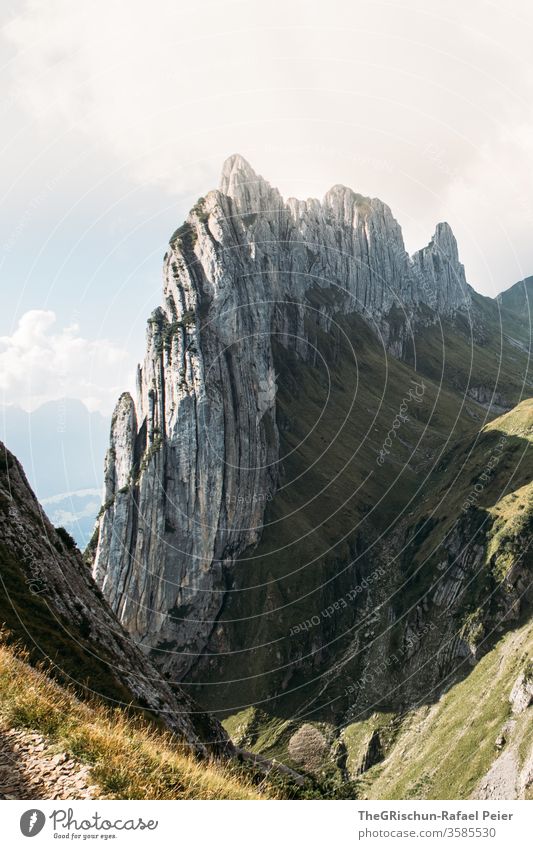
[0,724,100,800]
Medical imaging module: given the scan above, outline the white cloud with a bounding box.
[2,1,533,293]
[0,310,132,412]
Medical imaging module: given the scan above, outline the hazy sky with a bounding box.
[2,0,533,413]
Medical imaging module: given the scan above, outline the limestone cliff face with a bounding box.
[92,155,472,676]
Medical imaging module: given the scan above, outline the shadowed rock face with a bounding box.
[0,442,230,756]
[91,155,473,679]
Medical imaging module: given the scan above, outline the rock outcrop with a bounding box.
[91,155,472,676]
[411,221,470,315]
[510,666,533,714]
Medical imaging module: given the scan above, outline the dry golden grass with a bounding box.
[0,639,270,800]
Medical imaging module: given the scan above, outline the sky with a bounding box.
[2,0,533,414]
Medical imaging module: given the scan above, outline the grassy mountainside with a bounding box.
[215,399,532,798]
[354,616,533,799]
[219,614,533,799]
[186,303,531,713]
[0,639,266,800]
[389,398,533,659]
[402,292,532,411]
[184,309,485,712]
[499,276,533,337]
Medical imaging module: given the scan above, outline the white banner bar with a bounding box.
[2,799,532,848]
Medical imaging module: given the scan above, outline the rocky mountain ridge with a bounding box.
[91,155,475,676]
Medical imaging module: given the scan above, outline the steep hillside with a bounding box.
[400,285,532,414]
[0,441,229,756]
[355,616,533,800]
[499,276,533,324]
[0,640,266,800]
[220,616,533,799]
[184,309,487,713]
[216,400,532,797]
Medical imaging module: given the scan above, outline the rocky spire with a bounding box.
[411,221,471,313]
[219,153,261,196]
[219,153,282,213]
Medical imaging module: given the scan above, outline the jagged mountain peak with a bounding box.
[219,153,266,197]
[216,160,468,308]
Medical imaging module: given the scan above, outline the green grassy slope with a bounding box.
[403,294,532,411]
[0,640,267,800]
[355,616,533,799]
